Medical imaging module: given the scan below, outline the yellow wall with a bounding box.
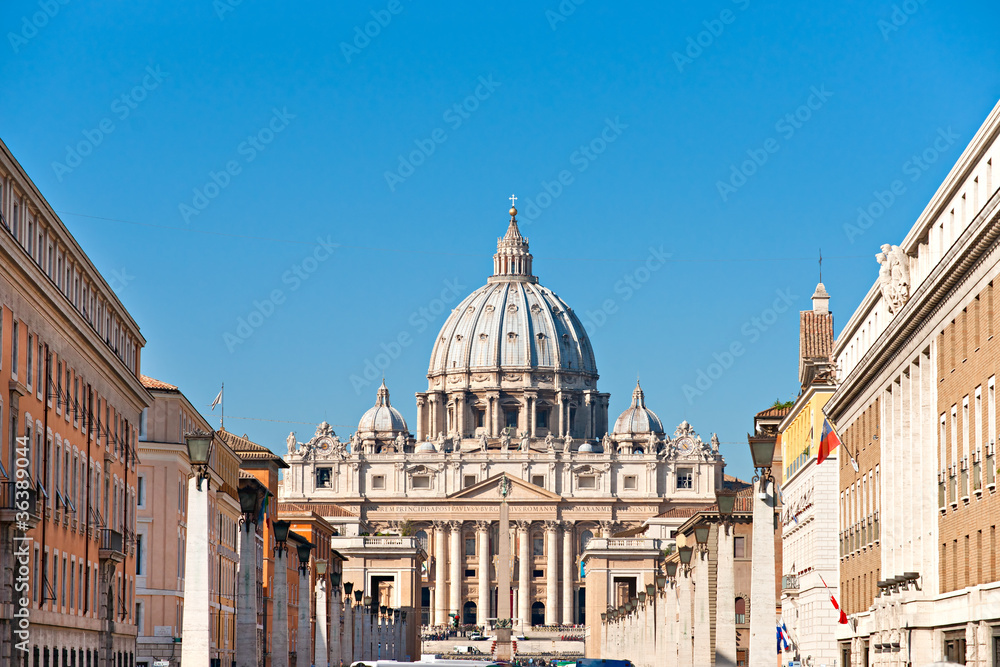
[781,391,833,481]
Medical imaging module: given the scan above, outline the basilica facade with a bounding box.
[279,205,726,629]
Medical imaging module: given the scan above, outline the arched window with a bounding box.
[416,530,428,551]
[580,530,593,552]
[735,597,747,624]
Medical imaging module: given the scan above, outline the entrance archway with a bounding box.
[463,600,477,625]
[531,601,545,627]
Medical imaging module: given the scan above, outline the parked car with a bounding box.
[468,633,486,641]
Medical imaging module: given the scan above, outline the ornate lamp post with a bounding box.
[296,541,315,667]
[748,434,777,667]
[715,488,738,667]
[180,430,215,667]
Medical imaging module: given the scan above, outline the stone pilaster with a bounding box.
[749,479,776,667]
[545,521,559,624]
[329,588,341,666]
[693,549,711,665]
[433,521,448,626]
[516,521,531,632]
[180,477,210,667]
[449,521,463,622]
[562,522,574,624]
[678,570,693,666]
[714,525,736,667]
[298,567,311,666]
[315,578,328,667]
[477,521,491,626]
[236,522,258,667]
[271,549,289,667]
[342,595,354,661]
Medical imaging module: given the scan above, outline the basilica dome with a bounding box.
[428,210,598,378]
[612,381,665,436]
[357,381,409,436]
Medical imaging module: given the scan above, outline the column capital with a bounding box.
[560,519,575,530]
[447,519,464,532]
[544,520,560,533]
[475,520,492,533]
[432,520,449,531]
[514,520,531,532]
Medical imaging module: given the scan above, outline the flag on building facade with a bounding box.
[819,574,849,624]
[818,418,841,464]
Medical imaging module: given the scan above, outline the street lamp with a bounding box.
[655,575,667,589]
[316,560,328,576]
[273,520,291,555]
[665,561,678,579]
[693,524,710,550]
[354,589,364,605]
[184,430,214,491]
[716,489,738,519]
[645,583,655,598]
[237,481,265,526]
[344,581,354,597]
[296,541,314,574]
[331,571,342,588]
[678,545,693,567]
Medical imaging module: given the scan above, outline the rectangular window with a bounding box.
[137,475,145,508]
[11,320,18,376]
[463,475,477,488]
[531,475,545,488]
[465,537,476,556]
[532,536,544,556]
[677,468,694,489]
[623,475,637,490]
[734,536,746,558]
[26,335,32,389]
[371,475,385,490]
[464,568,475,578]
[136,534,143,575]
[475,410,485,428]
[537,409,549,429]
[36,341,42,393]
[412,475,430,489]
[578,475,596,490]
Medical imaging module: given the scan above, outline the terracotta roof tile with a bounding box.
[280,501,358,518]
[755,405,792,418]
[800,310,835,361]
[140,375,178,391]
[219,428,289,468]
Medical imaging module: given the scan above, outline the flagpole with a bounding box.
[220,382,224,430]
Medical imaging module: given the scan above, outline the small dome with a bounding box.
[578,441,595,453]
[358,381,409,435]
[415,441,437,453]
[613,381,665,436]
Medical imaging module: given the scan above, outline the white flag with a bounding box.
[211,388,223,411]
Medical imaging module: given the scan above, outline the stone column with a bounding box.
[342,594,354,661]
[449,521,463,622]
[517,521,531,632]
[530,397,537,438]
[545,521,559,625]
[678,570,693,666]
[715,525,736,667]
[562,522,574,624]
[272,550,289,667]
[693,550,711,665]
[315,578,329,667]
[433,521,448,626]
[298,567,311,666]
[644,596,655,665]
[749,479,776,667]
[353,601,363,662]
[329,587,342,667]
[477,521,491,627]
[180,477,210,667]
[665,580,679,665]
[236,522,258,667]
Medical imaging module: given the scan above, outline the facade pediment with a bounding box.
[447,474,562,502]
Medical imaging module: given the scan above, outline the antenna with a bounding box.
[819,249,823,283]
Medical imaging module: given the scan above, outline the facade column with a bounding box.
[271,550,289,667]
[180,477,210,667]
[298,567,311,666]
[477,521,491,627]
[416,396,426,441]
[236,522,259,667]
[530,397,537,438]
[449,521,463,622]
[749,479,777,667]
[517,521,531,631]
[562,522,574,624]
[556,393,565,436]
[315,579,329,667]
[678,570,693,666]
[433,521,448,626]
[329,587,342,666]
[545,521,559,625]
[715,525,736,667]
[693,550,711,665]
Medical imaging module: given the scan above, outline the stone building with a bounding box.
[828,96,1000,665]
[0,137,145,667]
[280,206,727,633]
[777,283,841,665]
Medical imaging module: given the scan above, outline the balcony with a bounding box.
[0,481,40,529]
[99,528,125,563]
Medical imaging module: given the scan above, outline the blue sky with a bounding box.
[2,0,999,482]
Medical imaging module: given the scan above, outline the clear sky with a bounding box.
[2,0,999,482]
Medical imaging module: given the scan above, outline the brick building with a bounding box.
[827,96,1000,665]
[0,137,146,667]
